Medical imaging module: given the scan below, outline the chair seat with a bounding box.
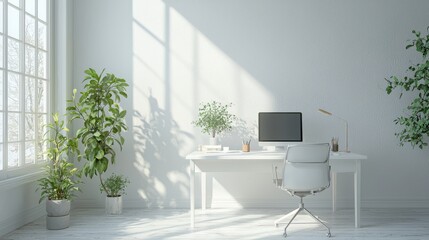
[284,188,327,197]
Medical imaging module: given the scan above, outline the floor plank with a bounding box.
[2,208,429,239]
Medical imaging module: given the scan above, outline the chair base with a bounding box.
[274,198,331,238]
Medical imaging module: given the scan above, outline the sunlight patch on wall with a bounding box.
[132,0,175,121]
[168,7,273,146]
[133,0,165,43]
[167,171,189,198]
[138,189,147,200]
[132,0,273,204]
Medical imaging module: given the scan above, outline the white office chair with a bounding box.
[272,143,331,238]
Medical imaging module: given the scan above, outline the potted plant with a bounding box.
[67,68,128,211]
[37,113,81,230]
[192,101,236,145]
[100,173,130,215]
[386,28,429,149]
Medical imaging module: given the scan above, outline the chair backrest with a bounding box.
[282,143,331,193]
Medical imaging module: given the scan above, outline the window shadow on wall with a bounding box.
[133,92,193,208]
[221,117,258,150]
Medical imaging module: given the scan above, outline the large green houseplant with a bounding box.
[386,28,429,149]
[67,68,128,195]
[37,113,80,230]
[192,101,236,145]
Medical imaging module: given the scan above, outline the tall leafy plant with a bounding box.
[37,113,81,203]
[386,28,429,149]
[67,68,128,194]
[192,101,236,138]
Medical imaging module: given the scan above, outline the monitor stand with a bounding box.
[264,146,285,152]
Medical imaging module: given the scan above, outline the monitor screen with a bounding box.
[258,112,303,142]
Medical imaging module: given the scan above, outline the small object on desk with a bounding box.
[202,145,222,152]
[223,146,230,151]
[242,139,251,152]
[242,144,250,152]
[331,137,339,152]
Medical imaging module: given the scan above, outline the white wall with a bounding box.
[0,180,45,237]
[72,0,429,209]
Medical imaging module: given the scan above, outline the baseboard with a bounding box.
[0,204,45,238]
[74,198,334,209]
[73,197,429,210]
[73,198,189,209]
[209,198,429,209]
[72,198,102,209]
[362,199,429,208]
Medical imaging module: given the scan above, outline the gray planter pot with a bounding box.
[46,199,71,217]
[46,215,70,230]
[46,199,71,230]
[106,196,122,215]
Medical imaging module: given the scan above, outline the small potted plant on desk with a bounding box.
[192,101,236,146]
[37,113,81,230]
[101,173,130,215]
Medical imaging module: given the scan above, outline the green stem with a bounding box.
[99,173,109,196]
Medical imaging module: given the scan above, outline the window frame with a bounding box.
[0,0,51,181]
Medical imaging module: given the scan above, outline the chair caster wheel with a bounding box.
[283,232,287,238]
[327,232,331,238]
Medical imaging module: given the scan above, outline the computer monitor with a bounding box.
[258,112,303,150]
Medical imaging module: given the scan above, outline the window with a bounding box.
[0,0,50,178]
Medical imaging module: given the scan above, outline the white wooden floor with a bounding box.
[2,208,429,240]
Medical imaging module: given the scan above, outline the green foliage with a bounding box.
[100,173,130,197]
[37,113,81,203]
[386,28,429,149]
[67,68,128,193]
[192,101,236,137]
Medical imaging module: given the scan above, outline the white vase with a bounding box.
[209,137,217,145]
[106,196,123,215]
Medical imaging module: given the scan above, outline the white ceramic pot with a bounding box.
[106,196,123,215]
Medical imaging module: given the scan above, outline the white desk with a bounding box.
[186,150,367,228]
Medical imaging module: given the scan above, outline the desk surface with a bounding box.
[186,150,368,161]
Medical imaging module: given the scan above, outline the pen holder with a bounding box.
[331,137,339,152]
[332,143,339,152]
[242,144,250,152]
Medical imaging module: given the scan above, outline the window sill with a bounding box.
[0,171,45,191]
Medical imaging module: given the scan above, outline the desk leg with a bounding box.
[190,161,195,228]
[201,172,207,212]
[354,160,361,228]
[332,171,337,212]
